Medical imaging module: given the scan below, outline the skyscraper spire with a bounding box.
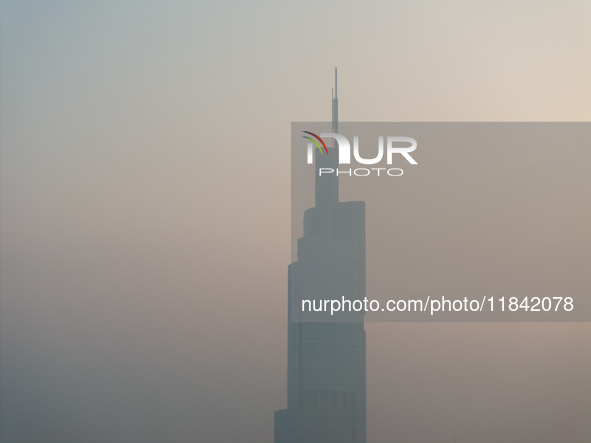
[315,69,339,207]
[331,67,339,201]
[335,67,338,98]
[332,67,338,134]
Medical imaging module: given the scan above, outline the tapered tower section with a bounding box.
[275,69,367,443]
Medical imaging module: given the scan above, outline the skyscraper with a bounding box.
[274,69,367,443]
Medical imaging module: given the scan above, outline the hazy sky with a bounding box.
[1,1,590,442]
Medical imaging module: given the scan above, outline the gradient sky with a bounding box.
[1,1,590,442]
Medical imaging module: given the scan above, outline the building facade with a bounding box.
[274,69,367,443]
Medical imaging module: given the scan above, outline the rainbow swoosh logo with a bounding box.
[302,131,328,155]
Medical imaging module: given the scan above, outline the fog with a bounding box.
[1,1,590,442]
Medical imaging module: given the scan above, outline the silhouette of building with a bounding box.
[274,69,367,443]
